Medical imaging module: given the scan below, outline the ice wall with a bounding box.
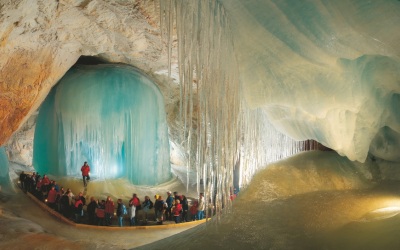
[33,64,171,185]
[0,147,11,191]
[220,0,400,163]
[160,0,400,216]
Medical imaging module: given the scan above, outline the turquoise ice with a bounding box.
[33,64,171,185]
[0,147,11,191]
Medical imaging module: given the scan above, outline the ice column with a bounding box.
[161,0,241,217]
[160,0,310,218]
[33,64,171,185]
[0,147,11,191]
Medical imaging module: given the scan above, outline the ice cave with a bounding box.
[1,0,400,249]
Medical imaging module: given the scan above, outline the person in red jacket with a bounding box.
[172,199,182,223]
[80,161,90,187]
[105,196,115,226]
[190,200,198,221]
[46,185,57,210]
[41,174,51,193]
[96,200,106,226]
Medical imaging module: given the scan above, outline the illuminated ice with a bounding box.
[33,65,171,185]
[219,0,400,163]
[157,0,400,218]
[0,147,11,191]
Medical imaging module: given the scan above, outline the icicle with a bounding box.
[160,0,310,219]
[33,65,171,186]
[161,0,243,219]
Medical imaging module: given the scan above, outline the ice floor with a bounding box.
[3,151,400,249]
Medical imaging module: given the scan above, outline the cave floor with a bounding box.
[0,186,204,250]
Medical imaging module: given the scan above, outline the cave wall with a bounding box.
[0,0,173,147]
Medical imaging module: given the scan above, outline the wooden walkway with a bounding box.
[26,191,206,230]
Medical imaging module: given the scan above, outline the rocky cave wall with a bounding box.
[0,0,182,163]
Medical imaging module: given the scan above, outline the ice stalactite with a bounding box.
[161,0,241,217]
[160,0,314,218]
[33,64,171,186]
[237,109,309,188]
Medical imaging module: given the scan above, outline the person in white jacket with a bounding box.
[129,199,136,226]
[197,193,205,220]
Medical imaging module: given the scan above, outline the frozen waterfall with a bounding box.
[0,147,11,191]
[33,64,171,186]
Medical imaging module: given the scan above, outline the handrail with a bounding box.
[25,191,206,230]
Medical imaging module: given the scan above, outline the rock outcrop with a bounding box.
[0,0,169,146]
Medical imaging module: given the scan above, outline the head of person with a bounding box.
[167,191,171,196]
[175,199,180,204]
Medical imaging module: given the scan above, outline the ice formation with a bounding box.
[159,0,312,216]
[158,0,400,216]
[0,0,398,222]
[33,65,171,186]
[220,0,400,163]
[0,147,11,191]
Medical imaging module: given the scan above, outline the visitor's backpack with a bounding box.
[122,204,128,215]
[163,201,168,210]
[149,200,154,209]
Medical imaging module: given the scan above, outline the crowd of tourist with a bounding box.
[18,171,210,227]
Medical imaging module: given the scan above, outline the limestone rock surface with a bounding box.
[0,0,168,146]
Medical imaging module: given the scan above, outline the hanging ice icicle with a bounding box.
[33,64,171,186]
[237,108,308,188]
[161,0,241,219]
[160,0,313,219]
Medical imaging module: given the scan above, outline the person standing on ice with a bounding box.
[105,196,115,226]
[80,161,90,187]
[128,199,136,226]
[197,192,205,220]
[165,191,174,220]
